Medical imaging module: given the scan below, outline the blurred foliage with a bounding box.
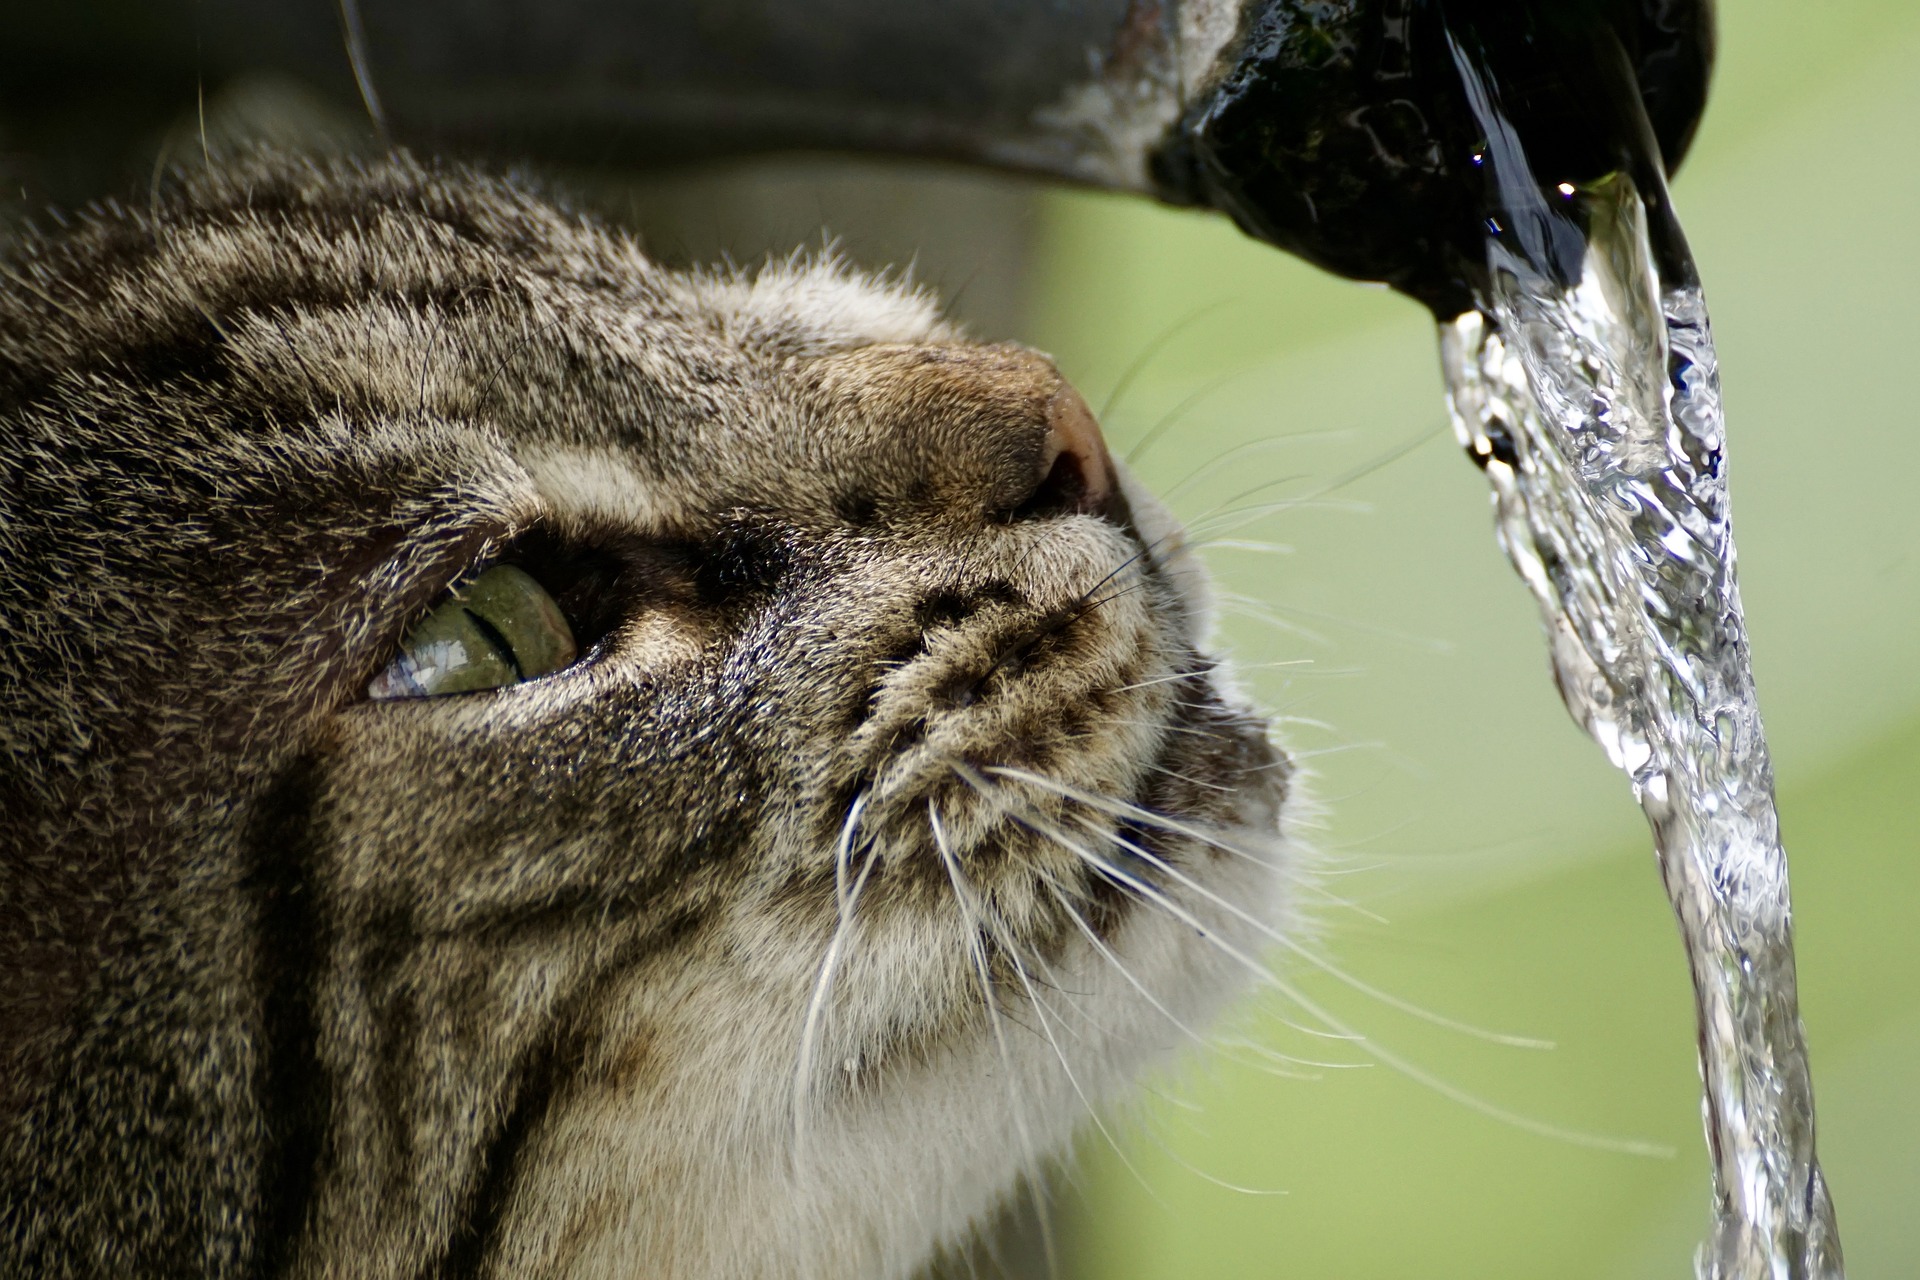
[1019,0,1920,1274]
[1,0,1911,1271]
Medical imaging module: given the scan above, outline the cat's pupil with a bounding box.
[368,564,577,700]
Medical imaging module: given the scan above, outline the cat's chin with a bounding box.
[490,789,1291,1280]
[482,806,1291,1280]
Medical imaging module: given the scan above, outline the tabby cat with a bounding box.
[0,154,1295,1279]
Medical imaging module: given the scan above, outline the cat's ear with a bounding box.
[369,564,576,699]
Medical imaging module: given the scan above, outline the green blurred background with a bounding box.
[3,1,1911,1273]
[1018,2,1920,1275]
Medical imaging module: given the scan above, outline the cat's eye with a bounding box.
[368,564,578,699]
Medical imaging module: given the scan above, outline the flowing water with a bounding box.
[1435,76,1845,1280]
[1168,2,1839,1271]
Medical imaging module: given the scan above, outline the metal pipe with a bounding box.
[2,1,1712,307]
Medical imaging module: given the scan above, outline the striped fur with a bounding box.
[0,154,1293,1279]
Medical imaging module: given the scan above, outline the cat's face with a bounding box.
[0,157,1293,1280]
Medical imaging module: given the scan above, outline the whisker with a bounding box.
[1196,538,1297,557]
[1212,1036,1375,1074]
[1181,496,1374,542]
[951,759,1300,886]
[1109,668,1210,695]
[943,766,1350,1048]
[972,871,1166,1209]
[1098,716,1230,741]
[1140,763,1234,795]
[1097,298,1233,423]
[1039,877,1221,1058]
[1090,817,1555,1050]
[1162,428,1356,504]
[1068,502,1235,615]
[981,766,1549,1048]
[927,803,1063,1274]
[1282,742,1388,762]
[956,786,1325,1201]
[1113,659,1313,697]
[1072,548,1159,612]
[1125,367,1253,465]
[995,804,1358,1045]
[833,791,872,918]
[335,0,390,141]
[791,790,876,1157]
[984,766,1547,1050]
[1213,597,1331,648]
[1023,816,1669,1156]
[1182,420,1442,530]
[1168,466,1307,509]
[1070,582,1155,628]
[1218,591,1455,655]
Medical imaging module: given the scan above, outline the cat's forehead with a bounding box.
[668,256,957,360]
[0,155,1034,533]
[0,153,957,415]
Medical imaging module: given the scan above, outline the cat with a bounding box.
[0,152,1296,1279]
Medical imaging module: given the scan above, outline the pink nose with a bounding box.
[1025,382,1116,520]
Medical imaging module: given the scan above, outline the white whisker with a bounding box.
[792,790,875,1158]
[1023,813,1670,1156]
[1182,496,1375,542]
[1162,428,1355,504]
[1097,298,1233,423]
[1110,668,1211,695]
[1073,810,1556,1051]
[1212,1036,1375,1073]
[973,867,1166,1208]
[1196,538,1297,557]
[1124,367,1253,465]
[950,777,1357,1048]
[974,763,1549,1048]
[980,765,1299,883]
[1177,421,1439,533]
[1142,763,1235,795]
[1219,590,1456,656]
[927,803,1063,1274]
[1039,877,1219,1058]
[1098,716,1233,741]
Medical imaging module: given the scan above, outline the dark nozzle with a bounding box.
[1151,0,1715,316]
[6,0,1710,321]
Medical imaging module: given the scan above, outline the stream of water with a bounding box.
[1169,1,1838,1270]
[1435,55,1844,1280]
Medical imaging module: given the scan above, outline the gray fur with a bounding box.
[0,154,1292,1278]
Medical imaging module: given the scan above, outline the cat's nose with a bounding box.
[1009,382,1116,522]
[803,343,1122,526]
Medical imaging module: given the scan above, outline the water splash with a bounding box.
[1440,166,1843,1277]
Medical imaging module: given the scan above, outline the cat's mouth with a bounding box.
[840,461,1221,784]
[795,607,1286,1084]
[843,567,1156,792]
[816,487,1280,931]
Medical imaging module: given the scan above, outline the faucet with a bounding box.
[10,0,1711,315]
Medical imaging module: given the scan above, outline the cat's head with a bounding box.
[0,155,1293,1279]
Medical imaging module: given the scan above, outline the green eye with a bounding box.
[368,564,579,700]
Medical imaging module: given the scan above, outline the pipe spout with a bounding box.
[5,1,1711,314]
